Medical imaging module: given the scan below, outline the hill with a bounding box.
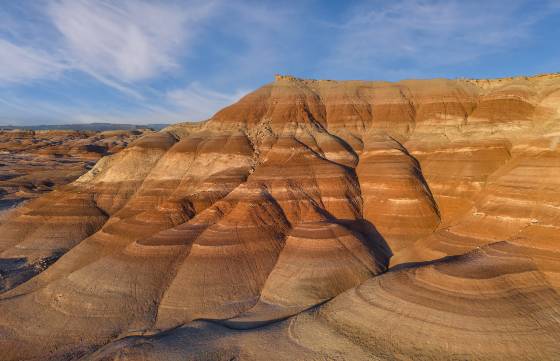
[1,74,560,360]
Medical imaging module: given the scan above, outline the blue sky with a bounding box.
[1,0,559,125]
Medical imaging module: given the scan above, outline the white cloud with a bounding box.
[325,0,553,75]
[0,38,65,83]
[47,0,216,82]
[0,91,191,125]
[0,0,255,124]
[0,0,219,87]
[167,82,248,120]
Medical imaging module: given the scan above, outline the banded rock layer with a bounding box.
[2,74,560,360]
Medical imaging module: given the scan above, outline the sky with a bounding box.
[1,0,559,125]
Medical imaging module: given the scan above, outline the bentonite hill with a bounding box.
[1,74,560,360]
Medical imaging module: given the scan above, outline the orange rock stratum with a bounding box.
[1,74,560,360]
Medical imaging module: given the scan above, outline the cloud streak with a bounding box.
[0,38,65,83]
[167,83,248,120]
[47,0,216,82]
[323,0,560,78]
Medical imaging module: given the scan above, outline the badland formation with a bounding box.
[1,74,560,360]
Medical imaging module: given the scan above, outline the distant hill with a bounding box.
[0,122,170,131]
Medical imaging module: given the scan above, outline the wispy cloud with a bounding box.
[0,91,190,125]
[0,1,219,88]
[47,0,216,82]
[167,82,248,120]
[324,0,560,78]
[0,38,65,83]
[0,0,237,123]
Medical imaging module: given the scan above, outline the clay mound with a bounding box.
[1,73,560,360]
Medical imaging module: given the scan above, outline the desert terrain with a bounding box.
[1,74,560,360]
[0,129,151,216]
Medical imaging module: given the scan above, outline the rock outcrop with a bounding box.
[1,74,560,360]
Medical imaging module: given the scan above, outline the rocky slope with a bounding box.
[1,74,560,360]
